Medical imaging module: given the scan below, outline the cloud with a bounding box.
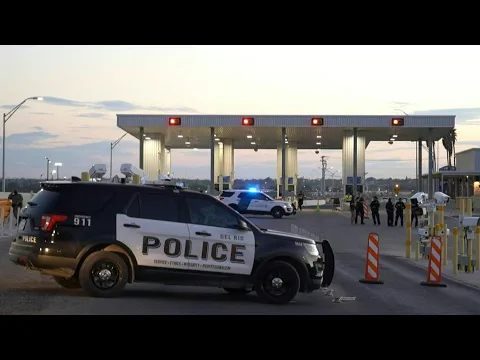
[29,112,54,115]
[74,112,107,119]
[0,104,30,110]
[413,107,480,123]
[1,131,58,147]
[41,96,198,113]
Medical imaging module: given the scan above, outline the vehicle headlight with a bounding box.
[303,243,319,256]
[284,203,290,207]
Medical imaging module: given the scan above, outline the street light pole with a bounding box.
[45,157,51,181]
[54,162,62,180]
[110,133,128,179]
[2,96,43,191]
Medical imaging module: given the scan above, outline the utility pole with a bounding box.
[321,156,327,196]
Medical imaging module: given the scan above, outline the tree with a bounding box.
[441,128,457,167]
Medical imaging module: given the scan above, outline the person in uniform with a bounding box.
[297,191,304,211]
[355,196,365,225]
[395,198,406,226]
[370,196,381,225]
[411,200,420,228]
[349,197,356,224]
[385,198,394,226]
[8,189,23,219]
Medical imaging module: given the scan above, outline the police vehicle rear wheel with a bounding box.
[223,288,252,295]
[79,251,129,298]
[52,276,81,289]
[255,260,300,304]
[271,207,284,219]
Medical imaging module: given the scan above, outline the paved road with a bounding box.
[1,210,480,314]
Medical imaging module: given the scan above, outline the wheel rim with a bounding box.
[263,269,293,297]
[90,260,120,290]
[274,210,281,216]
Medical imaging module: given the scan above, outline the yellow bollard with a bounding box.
[467,198,473,217]
[459,198,465,255]
[81,172,90,181]
[468,233,474,273]
[437,205,446,264]
[132,174,141,184]
[476,226,480,273]
[453,227,458,276]
[443,223,448,266]
[406,203,412,259]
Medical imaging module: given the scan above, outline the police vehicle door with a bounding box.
[251,192,269,211]
[117,192,191,270]
[185,197,255,275]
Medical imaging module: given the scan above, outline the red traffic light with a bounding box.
[242,117,254,126]
[311,117,324,126]
[168,117,181,126]
[391,118,404,126]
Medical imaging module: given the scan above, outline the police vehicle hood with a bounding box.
[261,228,316,244]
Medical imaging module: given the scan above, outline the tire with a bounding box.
[78,251,129,298]
[255,260,300,304]
[52,276,81,289]
[223,288,252,295]
[271,206,284,219]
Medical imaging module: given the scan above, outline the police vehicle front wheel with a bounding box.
[52,276,81,289]
[255,261,300,304]
[79,251,129,298]
[271,207,284,219]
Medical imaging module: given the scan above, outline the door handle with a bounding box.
[195,231,211,236]
[124,223,140,228]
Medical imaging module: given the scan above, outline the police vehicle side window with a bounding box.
[253,193,268,200]
[139,193,180,223]
[186,197,239,229]
[126,194,141,218]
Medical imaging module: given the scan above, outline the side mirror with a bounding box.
[237,220,250,231]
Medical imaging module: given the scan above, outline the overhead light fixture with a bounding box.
[247,135,253,139]
[185,141,190,145]
[215,138,220,141]
[317,135,322,138]
[177,134,183,138]
[390,138,395,141]
[316,142,321,145]
[145,137,151,140]
[143,134,146,137]
[393,134,398,138]
[193,148,198,151]
[285,141,288,144]
[251,142,256,145]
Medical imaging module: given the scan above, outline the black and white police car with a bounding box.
[9,180,334,304]
[219,189,295,219]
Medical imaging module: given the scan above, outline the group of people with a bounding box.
[348,195,418,227]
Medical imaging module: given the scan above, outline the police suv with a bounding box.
[219,189,294,219]
[9,180,334,304]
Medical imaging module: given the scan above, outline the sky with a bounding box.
[0,45,479,180]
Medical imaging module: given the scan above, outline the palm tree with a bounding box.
[441,128,457,168]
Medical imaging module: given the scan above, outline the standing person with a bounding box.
[355,197,365,225]
[349,198,356,224]
[386,198,394,226]
[297,190,304,211]
[411,200,420,228]
[395,198,406,226]
[8,189,23,220]
[370,196,381,225]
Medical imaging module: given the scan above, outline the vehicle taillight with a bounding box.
[41,214,68,232]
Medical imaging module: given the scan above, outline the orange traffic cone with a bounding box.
[359,232,384,284]
[420,236,447,287]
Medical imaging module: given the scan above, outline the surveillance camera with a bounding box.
[433,192,450,205]
[388,141,393,145]
[315,150,319,154]
[460,216,480,228]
